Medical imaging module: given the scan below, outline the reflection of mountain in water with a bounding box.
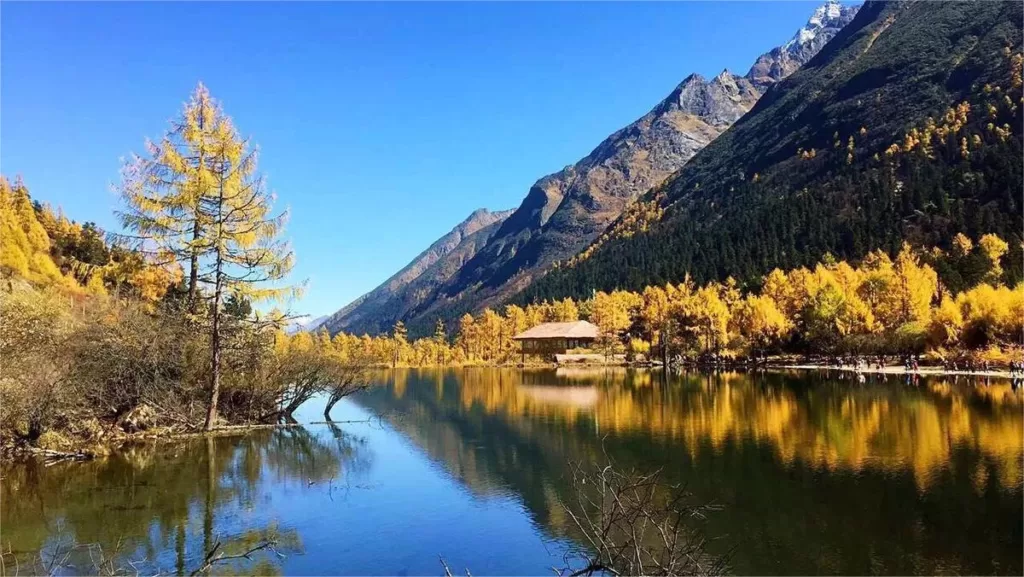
[1,424,370,575]
[355,369,1024,575]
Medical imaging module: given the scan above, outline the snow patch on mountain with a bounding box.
[783,1,858,52]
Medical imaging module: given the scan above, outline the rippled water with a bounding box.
[2,369,1021,575]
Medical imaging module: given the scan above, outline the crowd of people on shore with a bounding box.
[816,354,1021,389]
[663,353,1023,380]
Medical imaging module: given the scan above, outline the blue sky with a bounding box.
[2,1,836,319]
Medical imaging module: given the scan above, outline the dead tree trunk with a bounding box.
[324,394,342,421]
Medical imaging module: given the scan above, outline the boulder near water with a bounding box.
[118,404,156,433]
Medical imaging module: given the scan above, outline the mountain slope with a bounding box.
[377,2,857,335]
[323,208,513,335]
[524,0,1024,303]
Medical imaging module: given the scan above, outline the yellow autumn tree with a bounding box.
[589,290,641,355]
[928,295,963,348]
[457,313,478,360]
[503,304,530,338]
[546,297,580,322]
[118,83,224,311]
[122,85,296,430]
[762,268,801,320]
[951,233,974,258]
[478,308,506,362]
[733,294,791,355]
[691,285,731,354]
[891,243,939,327]
[957,284,1020,348]
[640,285,672,364]
[392,321,408,367]
[201,106,296,429]
[978,233,1009,283]
[0,176,68,287]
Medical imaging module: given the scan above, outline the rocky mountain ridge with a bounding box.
[326,1,859,336]
[322,208,513,335]
[523,0,1023,302]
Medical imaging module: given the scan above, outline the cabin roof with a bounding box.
[512,320,599,340]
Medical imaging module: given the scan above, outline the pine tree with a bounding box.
[392,321,408,368]
[433,319,447,365]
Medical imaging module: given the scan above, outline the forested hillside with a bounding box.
[0,176,179,300]
[328,234,1022,367]
[525,0,1023,303]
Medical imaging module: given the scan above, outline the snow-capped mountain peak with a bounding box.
[783,1,858,52]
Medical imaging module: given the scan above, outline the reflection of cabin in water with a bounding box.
[512,321,600,361]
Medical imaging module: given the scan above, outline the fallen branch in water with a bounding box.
[440,555,454,577]
[189,540,277,576]
[439,555,473,577]
[27,447,94,464]
[557,451,729,577]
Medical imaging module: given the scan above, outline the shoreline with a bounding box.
[391,361,1022,379]
[549,361,1018,379]
[1,418,386,463]
[775,364,1015,379]
[5,365,1018,463]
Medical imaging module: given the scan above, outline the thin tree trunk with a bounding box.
[660,323,668,367]
[188,219,200,312]
[205,265,222,431]
[204,172,225,432]
[188,103,206,314]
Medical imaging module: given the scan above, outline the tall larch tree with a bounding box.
[117,83,222,312]
[433,319,448,365]
[392,321,408,368]
[121,83,295,430]
[196,105,295,430]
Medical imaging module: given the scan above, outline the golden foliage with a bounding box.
[0,177,69,286]
[332,235,1016,364]
[1,176,182,303]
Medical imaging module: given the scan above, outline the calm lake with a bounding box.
[2,369,1022,575]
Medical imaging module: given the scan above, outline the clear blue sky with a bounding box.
[2,1,836,319]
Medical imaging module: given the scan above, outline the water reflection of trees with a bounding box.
[355,368,1023,576]
[1,425,370,575]
[432,368,1024,491]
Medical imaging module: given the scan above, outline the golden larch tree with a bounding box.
[197,102,295,430]
[117,83,223,311]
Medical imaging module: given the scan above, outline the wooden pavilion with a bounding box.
[512,320,600,362]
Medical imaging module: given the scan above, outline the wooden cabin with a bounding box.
[512,321,600,362]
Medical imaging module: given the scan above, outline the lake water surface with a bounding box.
[3,369,1022,575]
